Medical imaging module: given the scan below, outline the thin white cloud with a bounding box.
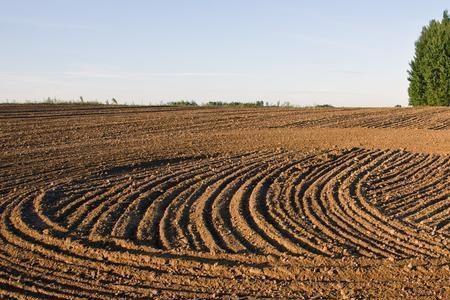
[0,72,65,85]
[0,18,90,31]
[0,70,246,87]
[330,69,367,75]
[289,33,348,48]
[268,89,369,96]
[61,71,246,80]
[287,33,372,53]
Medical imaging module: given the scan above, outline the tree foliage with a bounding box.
[205,101,265,107]
[408,10,450,106]
[167,100,198,106]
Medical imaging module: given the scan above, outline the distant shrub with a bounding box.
[42,97,102,105]
[205,101,264,107]
[167,100,198,106]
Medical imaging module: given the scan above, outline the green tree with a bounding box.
[408,10,450,106]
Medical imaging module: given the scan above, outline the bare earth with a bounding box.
[1,105,450,299]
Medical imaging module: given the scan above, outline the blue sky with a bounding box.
[0,1,448,106]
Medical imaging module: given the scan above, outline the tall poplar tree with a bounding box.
[408,10,450,106]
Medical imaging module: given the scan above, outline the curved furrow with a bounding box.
[168,151,285,252]
[277,165,341,255]
[0,251,116,299]
[393,183,450,220]
[135,159,258,249]
[172,152,282,252]
[0,204,124,298]
[421,203,450,231]
[56,159,215,232]
[409,192,450,223]
[364,152,425,188]
[374,156,446,211]
[374,157,450,216]
[338,152,443,257]
[94,167,201,243]
[191,153,290,253]
[290,150,372,254]
[64,181,133,231]
[1,196,214,298]
[313,148,442,257]
[82,160,210,240]
[336,151,427,255]
[258,157,337,256]
[294,149,394,257]
[371,154,440,198]
[228,163,294,255]
[381,178,449,216]
[378,155,447,201]
[249,159,333,256]
[77,181,154,237]
[157,152,273,249]
[111,163,213,244]
[307,149,406,257]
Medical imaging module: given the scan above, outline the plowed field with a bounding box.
[1,105,450,299]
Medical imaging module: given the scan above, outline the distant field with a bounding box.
[1,105,450,299]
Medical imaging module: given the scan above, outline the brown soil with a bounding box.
[1,104,449,299]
